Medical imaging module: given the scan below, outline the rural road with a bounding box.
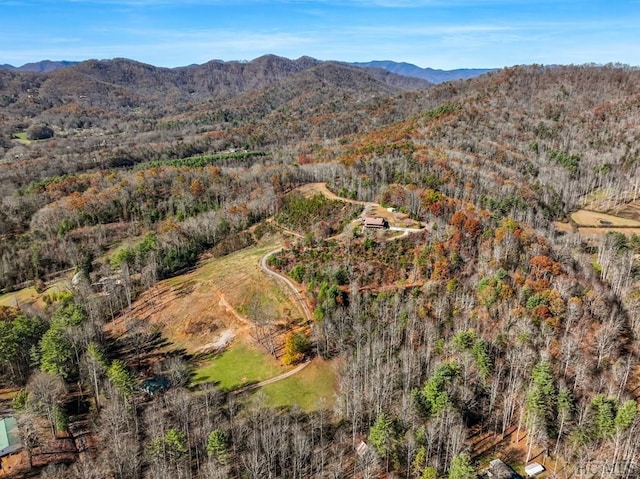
[232,359,311,395]
[229,248,314,396]
[260,248,312,323]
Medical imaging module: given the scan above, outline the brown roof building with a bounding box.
[363,217,388,229]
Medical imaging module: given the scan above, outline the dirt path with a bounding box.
[260,248,312,323]
[232,359,312,394]
[220,249,316,395]
[297,182,370,206]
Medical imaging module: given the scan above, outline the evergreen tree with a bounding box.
[472,339,492,380]
[422,466,438,479]
[448,453,475,479]
[39,326,73,378]
[591,394,616,439]
[107,360,135,399]
[207,429,229,465]
[614,400,637,432]
[369,412,396,470]
[526,361,557,435]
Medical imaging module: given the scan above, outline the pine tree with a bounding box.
[526,361,557,434]
[591,394,616,439]
[614,400,637,432]
[369,412,396,470]
[107,360,135,399]
[448,453,475,479]
[207,429,229,465]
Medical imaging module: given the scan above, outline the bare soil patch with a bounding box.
[107,237,303,354]
[571,209,640,227]
[297,182,367,205]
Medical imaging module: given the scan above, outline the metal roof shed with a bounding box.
[0,417,21,458]
[524,462,545,477]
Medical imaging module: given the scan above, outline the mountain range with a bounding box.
[0,60,79,73]
[0,55,432,124]
[0,57,493,83]
[1,47,640,479]
[349,60,495,83]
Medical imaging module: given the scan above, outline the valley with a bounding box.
[0,57,639,479]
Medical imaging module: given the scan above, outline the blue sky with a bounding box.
[1,0,638,69]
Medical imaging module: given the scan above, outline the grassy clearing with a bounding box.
[165,238,281,293]
[167,240,302,324]
[297,182,365,205]
[13,131,31,144]
[0,287,38,308]
[571,210,640,227]
[0,281,70,309]
[261,358,337,411]
[192,340,284,390]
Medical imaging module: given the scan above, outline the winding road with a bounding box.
[233,185,425,395]
[260,248,312,324]
[231,248,314,395]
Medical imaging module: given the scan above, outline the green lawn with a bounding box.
[0,281,70,309]
[261,359,337,411]
[13,132,31,144]
[192,341,338,411]
[193,340,284,390]
[0,286,42,308]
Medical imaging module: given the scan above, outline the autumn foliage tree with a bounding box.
[281,332,310,365]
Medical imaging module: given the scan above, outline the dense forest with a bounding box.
[0,57,639,479]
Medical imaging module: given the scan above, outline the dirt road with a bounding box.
[260,249,312,323]
[232,359,311,394]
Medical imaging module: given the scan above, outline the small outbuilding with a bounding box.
[355,441,369,457]
[0,417,22,458]
[524,462,545,477]
[140,376,170,395]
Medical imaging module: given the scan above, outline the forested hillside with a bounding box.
[0,59,639,479]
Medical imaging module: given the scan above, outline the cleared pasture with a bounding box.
[571,209,640,227]
[192,339,284,390]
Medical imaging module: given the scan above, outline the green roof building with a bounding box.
[0,417,21,458]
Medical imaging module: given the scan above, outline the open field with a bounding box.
[193,344,338,411]
[581,187,640,221]
[111,235,303,353]
[571,209,640,227]
[12,131,31,144]
[0,280,70,309]
[192,339,284,390]
[261,358,337,411]
[556,207,640,245]
[296,182,366,205]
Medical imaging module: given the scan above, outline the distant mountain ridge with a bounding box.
[0,55,431,134]
[349,60,495,83]
[0,60,79,72]
[0,58,492,83]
